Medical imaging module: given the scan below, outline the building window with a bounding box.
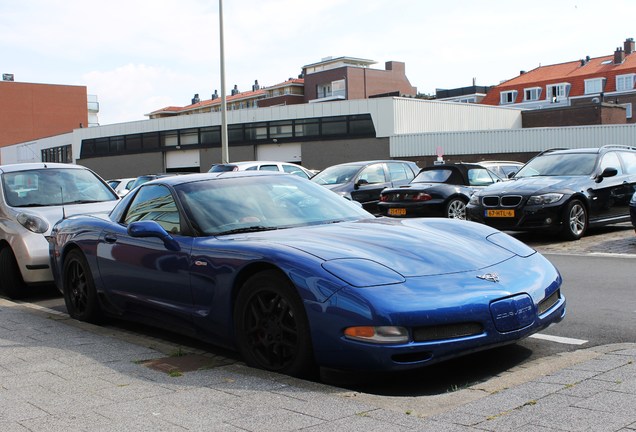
[627,103,633,119]
[524,87,542,101]
[321,116,347,135]
[584,78,605,95]
[547,83,570,102]
[269,121,294,139]
[499,90,517,105]
[616,74,635,92]
[41,145,72,163]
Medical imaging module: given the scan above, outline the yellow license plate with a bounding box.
[486,209,515,217]
[388,208,407,216]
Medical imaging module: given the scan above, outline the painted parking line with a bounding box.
[530,333,588,345]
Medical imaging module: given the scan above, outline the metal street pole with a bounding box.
[219,0,229,163]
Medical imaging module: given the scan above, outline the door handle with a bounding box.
[104,233,117,243]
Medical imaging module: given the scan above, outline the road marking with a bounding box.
[530,333,588,345]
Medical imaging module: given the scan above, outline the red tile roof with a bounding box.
[149,78,304,116]
[481,52,636,105]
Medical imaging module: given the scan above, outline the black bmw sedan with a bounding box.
[378,163,502,219]
[467,146,636,240]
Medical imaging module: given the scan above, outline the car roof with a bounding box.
[0,162,86,174]
[143,170,287,187]
[328,160,416,167]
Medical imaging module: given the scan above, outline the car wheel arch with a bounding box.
[231,262,285,306]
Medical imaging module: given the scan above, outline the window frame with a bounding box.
[616,74,636,92]
[499,90,518,105]
[584,78,606,95]
[524,87,542,101]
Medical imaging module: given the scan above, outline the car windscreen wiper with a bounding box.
[215,226,279,236]
[63,199,107,204]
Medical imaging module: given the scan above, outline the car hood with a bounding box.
[230,218,531,277]
[480,176,584,195]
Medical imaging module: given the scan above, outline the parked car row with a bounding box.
[3,146,634,378]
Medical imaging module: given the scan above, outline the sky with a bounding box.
[2,0,636,126]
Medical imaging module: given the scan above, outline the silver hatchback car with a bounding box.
[0,163,120,299]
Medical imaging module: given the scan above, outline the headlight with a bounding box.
[17,213,50,234]
[527,193,564,205]
[469,194,480,205]
[344,326,409,344]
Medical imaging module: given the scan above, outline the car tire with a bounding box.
[446,198,467,220]
[0,246,27,299]
[234,269,316,378]
[62,249,103,323]
[560,199,588,241]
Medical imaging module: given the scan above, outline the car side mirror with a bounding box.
[354,179,369,189]
[595,167,618,183]
[128,220,181,251]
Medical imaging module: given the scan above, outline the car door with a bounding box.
[96,184,195,331]
[350,163,391,213]
[588,151,632,221]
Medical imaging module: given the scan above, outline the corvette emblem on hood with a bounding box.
[477,273,500,283]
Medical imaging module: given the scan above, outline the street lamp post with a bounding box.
[219,0,229,163]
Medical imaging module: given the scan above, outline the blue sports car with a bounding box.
[48,172,566,378]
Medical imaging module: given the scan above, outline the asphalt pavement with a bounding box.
[1,225,635,431]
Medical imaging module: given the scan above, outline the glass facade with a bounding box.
[79,114,375,159]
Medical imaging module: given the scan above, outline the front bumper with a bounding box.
[307,253,565,372]
[7,230,53,284]
[467,202,565,232]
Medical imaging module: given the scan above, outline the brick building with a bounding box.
[0,80,90,152]
[481,38,636,126]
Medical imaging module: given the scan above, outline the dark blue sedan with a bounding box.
[48,171,566,378]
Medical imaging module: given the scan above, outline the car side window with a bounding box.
[123,185,182,234]
[468,168,497,186]
[618,151,636,174]
[258,165,279,171]
[282,164,310,179]
[600,152,623,175]
[387,163,410,182]
[358,164,386,184]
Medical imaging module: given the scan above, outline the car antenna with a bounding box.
[60,186,67,220]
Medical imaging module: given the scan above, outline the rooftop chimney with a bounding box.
[211,90,218,100]
[614,47,625,64]
[231,84,239,96]
[191,93,200,104]
[625,38,635,55]
[252,80,260,91]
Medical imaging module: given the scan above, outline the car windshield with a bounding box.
[2,168,117,207]
[175,175,372,236]
[311,165,361,185]
[412,169,452,183]
[515,153,597,178]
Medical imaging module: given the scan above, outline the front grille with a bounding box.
[483,195,522,207]
[413,322,483,342]
[538,289,561,315]
[501,195,522,207]
[483,196,500,207]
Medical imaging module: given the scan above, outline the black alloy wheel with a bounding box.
[63,249,102,323]
[0,246,27,299]
[560,199,588,240]
[234,270,315,378]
